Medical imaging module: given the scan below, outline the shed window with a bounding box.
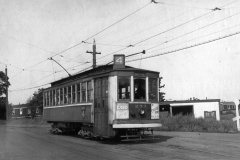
[81,82,86,102]
[134,78,146,100]
[204,111,216,119]
[118,77,130,100]
[149,78,158,101]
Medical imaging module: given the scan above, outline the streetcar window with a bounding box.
[118,77,130,100]
[81,82,86,102]
[68,86,71,104]
[60,88,64,104]
[87,81,93,102]
[149,78,158,101]
[64,87,67,104]
[44,92,47,107]
[52,90,56,106]
[56,89,60,105]
[46,91,49,106]
[77,84,80,103]
[72,85,76,103]
[50,90,52,106]
[134,78,146,100]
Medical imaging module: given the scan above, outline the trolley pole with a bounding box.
[5,66,9,120]
[86,39,101,69]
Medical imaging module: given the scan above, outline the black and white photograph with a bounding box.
[0,0,240,159]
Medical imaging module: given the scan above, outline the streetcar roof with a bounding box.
[51,64,159,86]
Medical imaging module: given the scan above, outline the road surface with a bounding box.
[0,119,240,160]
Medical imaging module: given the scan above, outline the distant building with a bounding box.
[11,104,43,118]
[159,99,221,120]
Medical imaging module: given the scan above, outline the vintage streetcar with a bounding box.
[43,54,161,140]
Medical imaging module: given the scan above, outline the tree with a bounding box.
[0,71,10,97]
[27,88,43,118]
[159,76,165,102]
[0,71,10,119]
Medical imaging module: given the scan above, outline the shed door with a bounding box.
[94,77,108,136]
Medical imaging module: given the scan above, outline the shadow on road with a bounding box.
[98,135,173,145]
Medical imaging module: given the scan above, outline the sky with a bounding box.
[0,0,240,104]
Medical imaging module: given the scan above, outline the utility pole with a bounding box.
[5,66,8,120]
[86,39,101,69]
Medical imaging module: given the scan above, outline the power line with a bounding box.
[154,1,212,10]
[9,83,50,92]
[127,30,240,63]
[132,11,215,46]
[83,41,128,47]
[111,10,188,45]
[99,0,235,64]
[83,1,152,42]
[150,23,240,53]
[23,1,152,70]
[98,9,218,64]
[10,30,240,92]
[0,33,56,55]
[146,10,240,51]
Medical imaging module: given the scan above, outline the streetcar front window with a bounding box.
[134,78,146,101]
[149,78,158,101]
[118,76,130,100]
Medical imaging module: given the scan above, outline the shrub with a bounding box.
[158,114,238,133]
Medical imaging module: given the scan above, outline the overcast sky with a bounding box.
[0,0,240,105]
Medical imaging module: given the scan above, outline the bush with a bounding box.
[158,114,238,133]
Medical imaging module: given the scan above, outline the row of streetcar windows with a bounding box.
[118,77,158,101]
[44,81,93,107]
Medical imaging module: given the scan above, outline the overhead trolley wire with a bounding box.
[9,83,50,92]
[100,0,236,64]
[150,23,240,53]
[127,31,240,63]
[153,0,212,10]
[23,1,152,71]
[146,10,240,51]
[83,1,152,42]
[99,9,218,64]
[9,0,236,91]
[132,11,215,46]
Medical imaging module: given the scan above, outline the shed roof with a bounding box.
[160,99,220,105]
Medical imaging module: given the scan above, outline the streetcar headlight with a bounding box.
[151,103,159,119]
[116,103,129,119]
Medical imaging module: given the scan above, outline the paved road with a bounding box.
[0,119,240,160]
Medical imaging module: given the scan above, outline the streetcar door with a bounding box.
[94,77,108,136]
